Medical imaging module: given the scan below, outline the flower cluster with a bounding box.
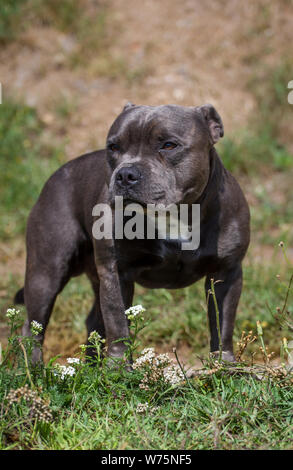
[6,308,20,319]
[88,330,105,344]
[66,357,80,365]
[133,347,156,368]
[53,357,81,380]
[30,320,43,336]
[136,402,149,413]
[136,402,160,414]
[53,364,76,380]
[133,347,184,389]
[125,305,145,318]
[163,365,185,385]
[6,385,53,423]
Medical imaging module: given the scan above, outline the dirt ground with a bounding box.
[1,0,292,157]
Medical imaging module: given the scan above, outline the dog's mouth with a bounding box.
[110,178,168,208]
[123,198,147,208]
[110,193,148,209]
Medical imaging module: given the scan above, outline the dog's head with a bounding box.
[106,103,224,206]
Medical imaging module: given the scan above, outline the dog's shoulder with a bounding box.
[55,149,107,178]
[217,169,250,264]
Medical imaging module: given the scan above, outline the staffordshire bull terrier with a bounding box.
[15,103,250,363]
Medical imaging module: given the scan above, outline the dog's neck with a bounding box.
[195,147,224,218]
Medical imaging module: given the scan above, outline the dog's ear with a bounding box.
[123,101,136,112]
[198,104,224,144]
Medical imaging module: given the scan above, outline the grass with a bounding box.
[250,178,293,246]
[0,100,64,240]
[0,0,105,42]
[2,372,292,450]
[218,58,293,250]
[0,294,292,450]
[219,129,293,175]
[219,58,293,176]
[0,0,27,43]
[0,248,291,364]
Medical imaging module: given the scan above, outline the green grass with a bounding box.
[0,0,27,43]
[0,0,104,42]
[0,0,109,71]
[0,254,291,363]
[219,129,293,175]
[250,178,293,246]
[219,58,293,176]
[0,0,108,59]
[2,368,292,450]
[0,301,292,450]
[0,100,64,240]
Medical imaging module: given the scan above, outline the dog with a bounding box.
[14,102,250,363]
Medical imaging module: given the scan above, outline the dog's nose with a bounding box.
[115,166,141,187]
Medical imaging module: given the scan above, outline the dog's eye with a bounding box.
[161,141,177,150]
[108,143,120,152]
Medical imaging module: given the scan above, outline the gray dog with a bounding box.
[15,103,250,363]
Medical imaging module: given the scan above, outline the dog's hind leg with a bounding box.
[84,263,106,360]
[14,287,25,305]
[85,298,105,361]
[23,262,71,363]
[205,263,243,362]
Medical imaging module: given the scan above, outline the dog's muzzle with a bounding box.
[115,166,141,189]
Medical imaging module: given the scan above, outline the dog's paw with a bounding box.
[210,350,236,363]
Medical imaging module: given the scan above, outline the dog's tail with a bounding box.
[14,287,25,305]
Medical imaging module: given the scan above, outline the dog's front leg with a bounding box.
[98,263,130,361]
[94,243,130,361]
[92,193,130,361]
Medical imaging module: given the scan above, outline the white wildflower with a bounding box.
[134,347,185,388]
[150,406,160,414]
[163,365,184,385]
[125,305,145,317]
[133,348,155,369]
[30,320,43,335]
[154,353,170,367]
[53,364,76,380]
[6,308,20,319]
[141,347,155,356]
[136,402,149,413]
[66,357,80,365]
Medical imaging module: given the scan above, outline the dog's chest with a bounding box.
[116,238,219,289]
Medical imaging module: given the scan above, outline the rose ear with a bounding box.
[122,101,136,112]
[198,104,224,144]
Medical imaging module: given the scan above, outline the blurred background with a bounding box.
[0,0,292,364]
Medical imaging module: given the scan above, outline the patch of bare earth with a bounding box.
[0,0,292,156]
